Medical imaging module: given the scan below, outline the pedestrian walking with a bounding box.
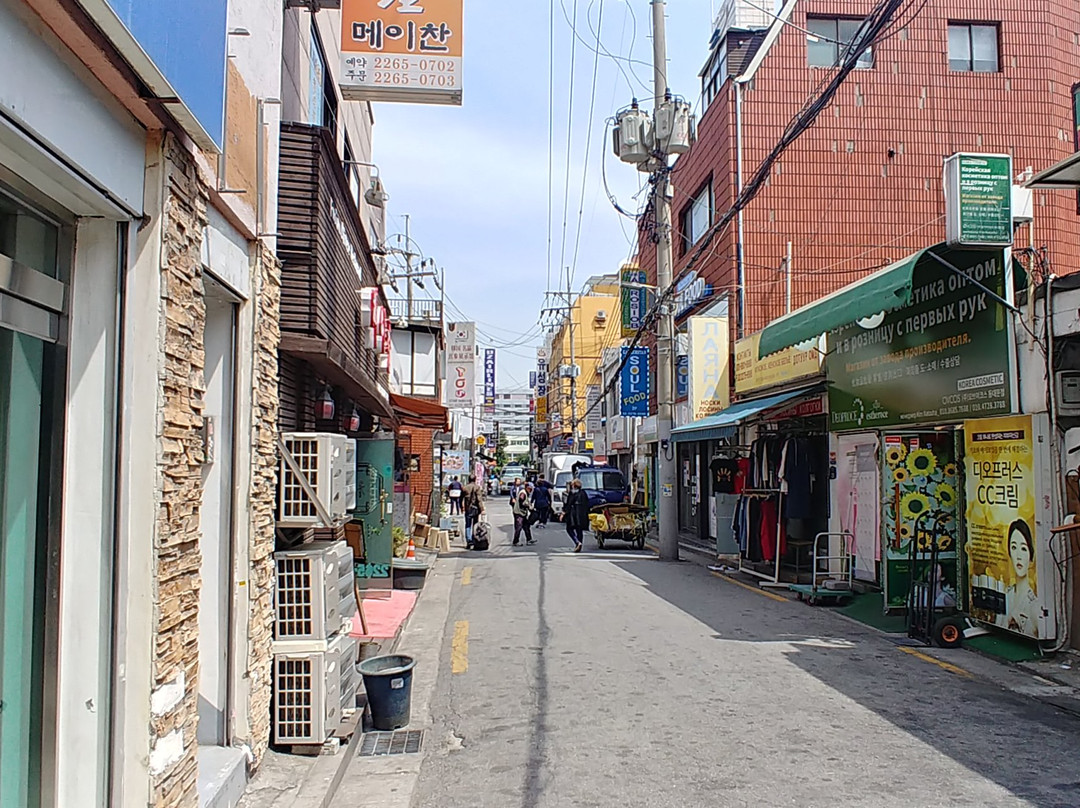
[564,479,590,553]
[531,476,553,528]
[508,476,524,505]
[462,475,484,547]
[446,475,463,514]
[512,486,535,546]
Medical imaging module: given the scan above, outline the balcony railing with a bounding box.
[388,297,443,325]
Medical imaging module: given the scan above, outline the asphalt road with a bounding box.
[413,500,1080,808]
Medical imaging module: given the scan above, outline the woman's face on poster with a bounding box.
[1009,527,1032,580]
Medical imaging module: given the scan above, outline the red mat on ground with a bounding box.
[350,590,418,641]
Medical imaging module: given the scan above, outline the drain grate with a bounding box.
[358,729,425,757]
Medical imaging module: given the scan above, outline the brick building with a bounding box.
[637,0,1080,339]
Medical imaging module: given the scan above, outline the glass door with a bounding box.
[0,327,49,808]
[0,189,63,808]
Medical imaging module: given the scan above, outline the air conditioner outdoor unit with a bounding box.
[272,632,356,745]
[595,310,608,322]
[273,540,357,643]
[278,433,354,526]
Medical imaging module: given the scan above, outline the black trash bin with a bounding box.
[358,654,416,730]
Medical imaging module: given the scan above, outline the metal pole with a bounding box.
[786,240,793,314]
[653,0,679,562]
[567,271,579,443]
[735,80,746,339]
[404,213,413,320]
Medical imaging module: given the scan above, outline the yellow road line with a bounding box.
[461,567,473,586]
[710,571,789,603]
[451,621,469,674]
[898,646,972,677]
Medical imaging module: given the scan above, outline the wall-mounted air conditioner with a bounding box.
[278,433,355,526]
[273,540,357,643]
[272,632,356,745]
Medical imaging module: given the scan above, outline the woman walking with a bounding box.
[512,486,536,546]
[564,479,590,553]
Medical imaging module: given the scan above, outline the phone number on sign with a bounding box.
[373,72,457,87]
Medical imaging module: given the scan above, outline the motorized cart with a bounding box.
[907,511,965,648]
[790,532,856,606]
[589,503,648,550]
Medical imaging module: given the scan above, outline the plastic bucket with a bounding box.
[357,654,416,730]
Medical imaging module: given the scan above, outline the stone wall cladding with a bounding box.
[246,241,282,767]
[151,134,208,808]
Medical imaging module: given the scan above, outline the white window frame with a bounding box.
[947,22,1000,73]
[806,17,874,70]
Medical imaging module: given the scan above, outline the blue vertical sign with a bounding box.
[676,355,689,398]
[620,346,650,417]
[529,371,537,389]
[484,349,496,414]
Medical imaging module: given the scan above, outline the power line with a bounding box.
[547,0,556,293]
[557,0,581,285]
[567,0,606,291]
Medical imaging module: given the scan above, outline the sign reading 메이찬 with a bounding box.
[828,247,1013,430]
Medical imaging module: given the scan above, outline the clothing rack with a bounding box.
[738,487,787,586]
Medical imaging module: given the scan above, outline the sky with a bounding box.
[371,0,720,392]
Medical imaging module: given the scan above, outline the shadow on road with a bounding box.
[602,555,1080,808]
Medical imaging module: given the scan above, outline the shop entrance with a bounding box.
[197,281,239,746]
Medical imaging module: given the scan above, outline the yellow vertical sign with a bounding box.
[963,415,1040,639]
[688,316,730,421]
[535,396,547,425]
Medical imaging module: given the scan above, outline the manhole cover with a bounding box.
[358,729,425,757]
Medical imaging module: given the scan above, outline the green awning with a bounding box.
[757,248,927,358]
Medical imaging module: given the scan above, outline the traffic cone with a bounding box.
[406,538,417,560]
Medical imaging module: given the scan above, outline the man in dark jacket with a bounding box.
[462,475,484,547]
[531,476,553,528]
[564,479,589,553]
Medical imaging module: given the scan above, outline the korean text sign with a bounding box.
[340,0,463,105]
[963,415,1043,640]
[446,322,476,408]
[688,316,730,421]
[621,267,648,337]
[827,247,1012,431]
[620,347,650,417]
[483,349,496,414]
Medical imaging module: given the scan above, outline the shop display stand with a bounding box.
[738,488,786,586]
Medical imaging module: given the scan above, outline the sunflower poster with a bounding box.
[882,433,960,609]
[963,415,1040,639]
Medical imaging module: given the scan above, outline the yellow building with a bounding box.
[546,274,624,441]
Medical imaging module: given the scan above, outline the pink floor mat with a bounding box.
[350,590,418,641]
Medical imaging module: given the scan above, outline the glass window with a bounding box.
[806,17,873,70]
[680,182,712,254]
[948,23,999,73]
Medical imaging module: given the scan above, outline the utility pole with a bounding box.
[652,0,679,562]
[567,271,579,444]
[403,213,414,319]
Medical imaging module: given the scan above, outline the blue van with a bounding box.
[576,466,628,509]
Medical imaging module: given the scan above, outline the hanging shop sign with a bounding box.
[621,267,649,337]
[963,414,1055,640]
[483,349,496,414]
[688,316,730,421]
[828,248,1012,431]
[676,355,689,398]
[535,355,548,424]
[585,385,602,433]
[620,346,650,417]
[441,449,469,485]
[535,396,548,424]
[769,395,825,421]
[360,287,393,368]
[339,0,463,106]
[529,371,537,389]
[735,332,822,395]
[446,322,476,408]
[945,153,1013,248]
[674,271,713,319]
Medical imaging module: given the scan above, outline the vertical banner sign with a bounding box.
[536,350,548,425]
[585,385,602,433]
[621,267,648,337]
[688,316,731,421]
[529,371,537,390]
[483,349,496,414]
[945,153,1013,247]
[620,346,650,417]
[339,0,464,106]
[964,415,1042,639]
[446,322,476,408]
[676,355,689,398]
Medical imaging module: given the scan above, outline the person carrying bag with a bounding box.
[512,488,535,546]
